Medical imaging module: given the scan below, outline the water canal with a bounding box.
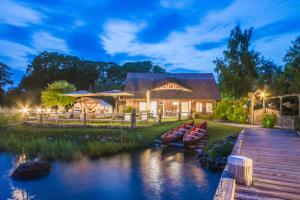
[0,147,221,200]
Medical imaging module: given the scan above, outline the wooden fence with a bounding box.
[252,108,279,125]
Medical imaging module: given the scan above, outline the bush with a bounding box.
[0,114,9,128]
[262,114,276,128]
[214,98,249,124]
[193,113,213,120]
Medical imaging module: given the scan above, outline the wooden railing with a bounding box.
[214,129,245,200]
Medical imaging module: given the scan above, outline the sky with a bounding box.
[0,0,300,86]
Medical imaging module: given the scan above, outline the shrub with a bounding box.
[0,114,9,128]
[214,98,249,124]
[262,114,276,128]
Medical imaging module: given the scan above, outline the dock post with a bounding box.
[228,155,253,186]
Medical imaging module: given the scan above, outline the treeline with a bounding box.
[215,25,300,99]
[0,51,166,106]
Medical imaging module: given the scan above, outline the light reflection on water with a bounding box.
[0,147,221,200]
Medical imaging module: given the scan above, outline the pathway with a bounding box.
[235,128,300,200]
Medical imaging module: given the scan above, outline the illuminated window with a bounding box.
[139,102,146,112]
[206,103,213,113]
[196,102,203,112]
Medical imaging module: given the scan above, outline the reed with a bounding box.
[0,120,241,160]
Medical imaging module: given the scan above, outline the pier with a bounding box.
[215,128,300,200]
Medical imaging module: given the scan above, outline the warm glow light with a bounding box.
[36,108,42,113]
[47,108,51,113]
[19,107,28,113]
[260,92,266,98]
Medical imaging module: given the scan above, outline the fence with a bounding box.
[252,108,280,125]
[280,116,300,130]
[20,110,196,128]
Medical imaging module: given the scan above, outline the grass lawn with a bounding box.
[0,119,242,160]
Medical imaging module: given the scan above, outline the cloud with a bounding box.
[0,0,43,27]
[32,31,70,53]
[160,0,193,9]
[100,0,300,72]
[0,40,35,69]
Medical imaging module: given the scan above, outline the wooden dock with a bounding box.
[215,128,300,200]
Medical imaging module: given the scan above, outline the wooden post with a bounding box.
[39,109,44,126]
[178,101,182,121]
[131,108,136,129]
[298,95,300,119]
[263,97,266,113]
[251,97,254,125]
[279,96,283,117]
[158,110,162,124]
[83,108,87,126]
[228,155,253,186]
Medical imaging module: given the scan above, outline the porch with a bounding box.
[124,99,215,118]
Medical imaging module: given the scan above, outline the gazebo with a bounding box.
[61,90,95,125]
[90,90,133,113]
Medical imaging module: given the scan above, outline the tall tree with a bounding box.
[214,26,259,99]
[282,36,300,94]
[257,57,283,95]
[0,62,13,104]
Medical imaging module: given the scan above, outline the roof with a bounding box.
[124,72,220,100]
[61,90,95,97]
[76,97,112,106]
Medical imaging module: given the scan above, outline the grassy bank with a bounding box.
[0,120,242,160]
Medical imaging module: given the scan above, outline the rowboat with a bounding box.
[183,121,207,147]
[161,121,194,144]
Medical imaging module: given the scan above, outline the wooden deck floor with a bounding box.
[235,128,300,200]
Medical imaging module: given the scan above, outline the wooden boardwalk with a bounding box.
[235,128,300,200]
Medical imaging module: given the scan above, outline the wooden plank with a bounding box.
[214,174,236,200]
[235,192,282,200]
[236,185,300,200]
[254,181,300,195]
[253,176,300,187]
[232,128,300,199]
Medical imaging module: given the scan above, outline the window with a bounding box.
[139,102,146,112]
[196,102,203,112]
[206,103,213,113]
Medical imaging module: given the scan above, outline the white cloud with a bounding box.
[73,19,86,28]
[0,40,35,69]
[100,0,300,72]
[32,31,70,53]
[160,0,193,9]
[0,0,43,27]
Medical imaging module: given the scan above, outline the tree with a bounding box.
[41,81,76,110]
[0,63,13,105]
[257,57,283,95]
[214,26,259,99]
[282,36,300,94]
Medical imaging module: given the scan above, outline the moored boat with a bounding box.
[161,121,194,144]
[183,121,207,148]
[12,160,51,180]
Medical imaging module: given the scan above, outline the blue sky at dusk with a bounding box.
[0,0,300,85]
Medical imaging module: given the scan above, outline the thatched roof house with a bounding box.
[123,73,220,117]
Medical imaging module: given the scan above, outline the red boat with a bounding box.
[183,121,207,147]
[161,121,194,144]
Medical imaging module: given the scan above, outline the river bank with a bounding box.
[0,120,242,160]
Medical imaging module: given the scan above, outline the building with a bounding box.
[123,73,220,117]
[73,97,113,115]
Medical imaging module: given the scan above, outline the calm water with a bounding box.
[0,147,221,200]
